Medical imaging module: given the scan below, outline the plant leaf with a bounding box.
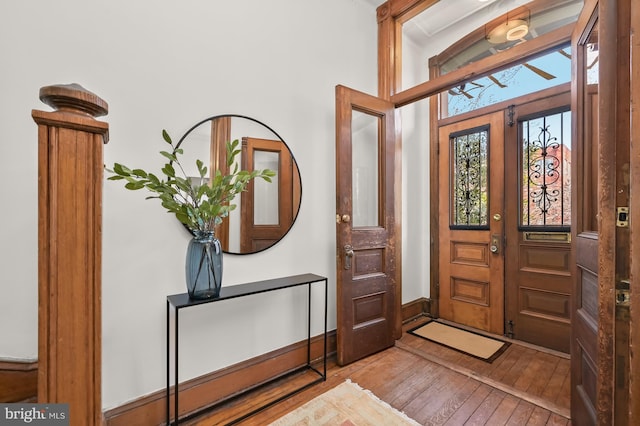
[160,151,177,162]
[112,163,131,176]
[162,129,172,144]
[125,181,145,190]
[162,163,176,177]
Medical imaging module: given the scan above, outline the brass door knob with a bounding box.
[337,214,351,223]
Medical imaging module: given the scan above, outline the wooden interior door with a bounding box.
[571,1,600,424]
[438,111,505,335]
[504,92,573,354]
[240,137,299,252]
[335,84,399,366]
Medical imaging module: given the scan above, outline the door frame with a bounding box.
[375,0,637,421]
[375,0,573,320]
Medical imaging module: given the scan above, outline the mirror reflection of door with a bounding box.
[177,115,301,254]
[239,137,300,252]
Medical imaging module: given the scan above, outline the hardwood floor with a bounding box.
[185,317,571,425]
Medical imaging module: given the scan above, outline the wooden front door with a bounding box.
[438,93,573,348]
[335,84,400,366]
[504,92,573,354]
[438,111,505,335]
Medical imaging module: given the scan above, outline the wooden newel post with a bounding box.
[32,84,109,426]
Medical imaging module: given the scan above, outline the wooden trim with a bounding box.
[401,298,431,322]
[391,24,573,107]
[437,83,571,127]
[103,332,336,426]
[629,0,640,420]
[377,2,407,342]
[377,0,440,25]
[104,294,431,424]
[0,361,38,403]
[376,4,399,99]
[377,2,402,339]
[428,57,440,321]
[596,0,618,423]
[210,117,231,248]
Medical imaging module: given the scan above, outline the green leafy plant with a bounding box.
[106,130,276,233]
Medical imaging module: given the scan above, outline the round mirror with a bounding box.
[175,114,301,254]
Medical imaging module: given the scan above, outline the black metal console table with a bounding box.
[166,273,328,425]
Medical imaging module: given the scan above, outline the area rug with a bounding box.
[269,379,420,425]
[409,320,510,363]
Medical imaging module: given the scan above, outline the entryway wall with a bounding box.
[398,0,532,303]
[0,0,381,412]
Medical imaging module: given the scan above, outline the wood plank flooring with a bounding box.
[185,317,571,425]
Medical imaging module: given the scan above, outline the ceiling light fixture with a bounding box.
[506,23,529,41]
[486,18,529,44]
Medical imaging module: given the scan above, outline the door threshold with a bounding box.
[435,318,570,360]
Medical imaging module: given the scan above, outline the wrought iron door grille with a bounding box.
[450,126,489,229]
[520,109,571,229]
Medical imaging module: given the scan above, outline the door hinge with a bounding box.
[506,320,514,339]
[507,105,515,127]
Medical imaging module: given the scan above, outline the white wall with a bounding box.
[0,0,387,410]
[400,34,431,301]
[398,0,533,301]
[0,0,534,412]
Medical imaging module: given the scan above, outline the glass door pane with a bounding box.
[520,110,571,229]
[352,110,379,227]
[253,150,279,225]
[450,126,489,228]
